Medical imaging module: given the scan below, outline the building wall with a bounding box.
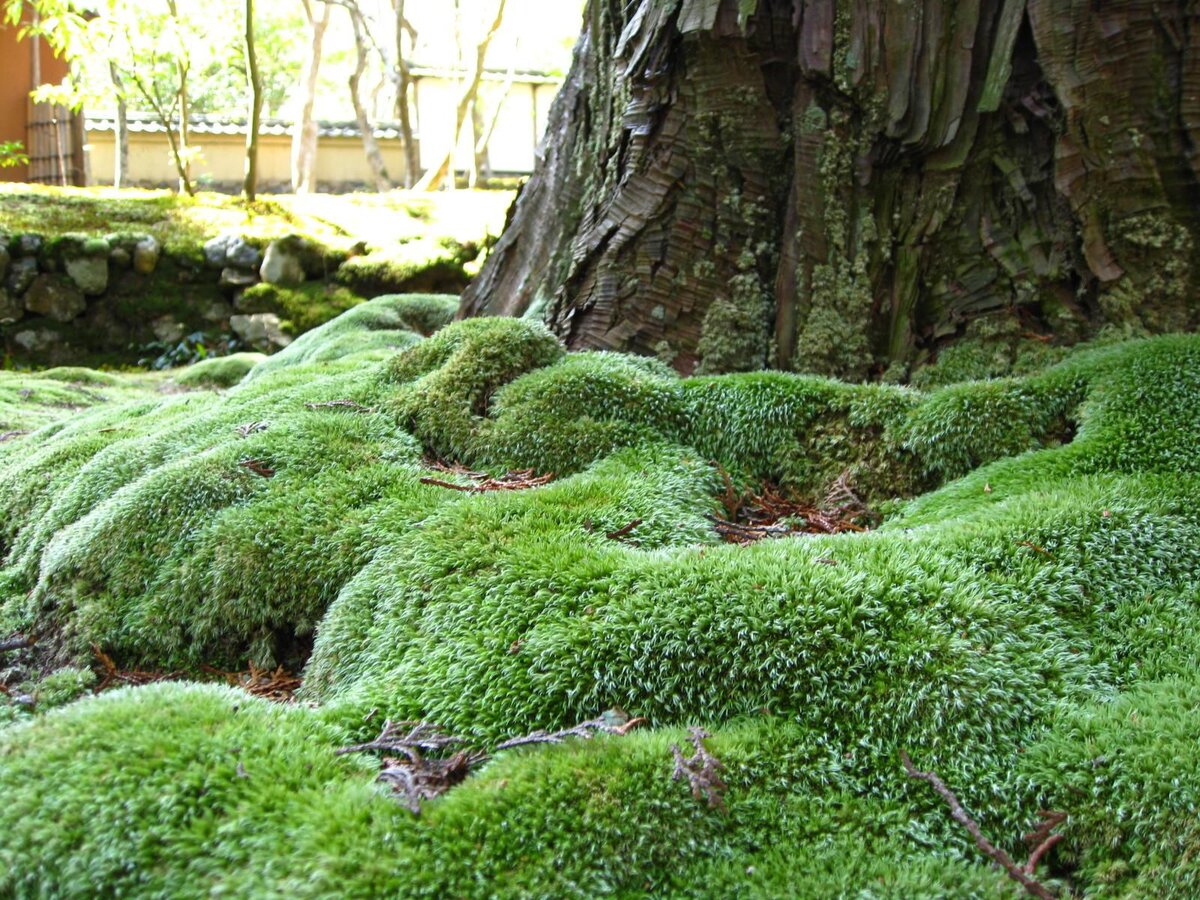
[87,132,413,191]
[411,77,559,173]
[0,23,71,184]
[84,74,559,190]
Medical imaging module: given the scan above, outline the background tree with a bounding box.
[292,0,331,192]
[412,0,507,191]
[242,0,263,200]
[463,0,1200,380]
[338,0,393,191]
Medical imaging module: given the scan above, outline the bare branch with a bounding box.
[671,727,727,810]
[496,714,647,750]
[901,750,1059,899]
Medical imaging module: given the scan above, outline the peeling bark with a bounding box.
[462,0,1200,378]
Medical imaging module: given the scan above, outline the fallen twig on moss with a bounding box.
[338,721,486,814]
[0,634,34,654]
[1023,810,1068,876]
[238,458,276,478]
[341,711,648,813]
[420,461,554,493]
[235,421,269,437]
[0,430,28,443]
[338,720,470,759]
[671,727,727,810]
[900,750,1061,898]
[201,661,302,703]
[707,471,875,544]
[304,399,378,413]
[92,644,184,692]
[605,519,643,541]
[496,712,648,750]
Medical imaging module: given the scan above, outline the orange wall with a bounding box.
[0,22,70,183]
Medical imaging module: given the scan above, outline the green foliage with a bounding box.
[0,140,29,168]
[2,314,1200,895]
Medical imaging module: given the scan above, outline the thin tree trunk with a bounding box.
[108,63,129,188]
[346,3,393,192]
[243,0,264,201]
[413,0,507,191]
[166,0,194,195]
[293,0,330,193]
[394,0,418,187]
[472,47,517,186]
[462,0,1200,379]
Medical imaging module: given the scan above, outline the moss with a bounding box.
[1019,676,1200,897]
[242,294,436,382]
[1,316,1200,894]
[386,317,565,462]
[173,353,267,389]
[335,239,477,297]
[237,281,365,334]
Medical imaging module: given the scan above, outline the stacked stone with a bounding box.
[203,232,318,351]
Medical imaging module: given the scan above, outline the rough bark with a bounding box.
[462,0,1200,379]
[293,0,331,193]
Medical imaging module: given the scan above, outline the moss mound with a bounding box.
[173,352,267,388]
[2,310,1200,895]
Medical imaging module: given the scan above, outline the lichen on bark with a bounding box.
[462,0,1200,381]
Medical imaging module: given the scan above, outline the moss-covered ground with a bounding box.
[0,184,512,264]
[1,299,1199,896]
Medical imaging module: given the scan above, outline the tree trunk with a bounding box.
[413,0,508,192]
[461,0,1200,379]
[394,0,419,188]
[293,0,331,193]
[346,3,393,192]
[109,62,129,189]
[243,0,264,201]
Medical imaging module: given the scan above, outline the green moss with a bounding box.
[335,239,476,297]
[237,281,365,334]
[1021,676,1200,896]
[386,317,565,462]
[2,314,1200,894]
[243,294,436,382]
[173,353,267,389]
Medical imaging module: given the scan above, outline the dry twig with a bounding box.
[202,661,302,703]
[671,727,727,810]
[0,635,33,654]
[338,721,486,814]
[605,519,643,541]
[496,713,647,750]
[92,644,183,692]
[304,399,378,413]
[900,750,1060,899]
[420,461,554,493]
[238,458,276,478]
[235,421,269,437]
[707,470,874,545]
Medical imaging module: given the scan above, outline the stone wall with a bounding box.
[0,231,346,367]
